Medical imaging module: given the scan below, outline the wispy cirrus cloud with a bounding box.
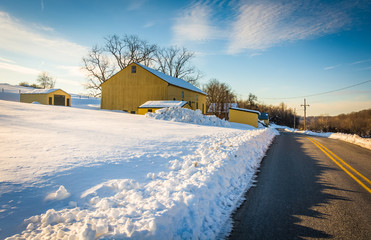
[0,61,40,75]
[351,59,371,65]
[324,64,341,71]
[0,57,15,64]
[227,0,352,54]
[127,0,147,11]
[172,2,222,44]
[172,0,356,54]
[0,11,87,63]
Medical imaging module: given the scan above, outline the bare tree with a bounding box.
[155,46,202,86]
[82,45,115,96]
[247,93,258,107]
[203,79,236,118]
[36,72,56,89]
[82,35,202,95]
[105,34,157,69]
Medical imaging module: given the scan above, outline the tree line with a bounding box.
[304,109,371,137]
[202,79,299,127]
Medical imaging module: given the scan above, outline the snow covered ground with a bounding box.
[0,84,277,239]
[0,83,100,111]
[270,123,371,150]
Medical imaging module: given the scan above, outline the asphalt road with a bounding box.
[229,130,371,240]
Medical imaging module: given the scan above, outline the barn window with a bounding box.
[148,109,152,112]
[182,91,184,99]
[196,95,198,101]
[49,97,52,105]
[196,102,198,109]
[131,66,136,73]
[131,111,135,114]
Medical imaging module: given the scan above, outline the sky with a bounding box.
[0,0,370,116]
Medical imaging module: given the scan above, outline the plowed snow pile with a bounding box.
[146,107,230,127]
[1,100,277,239]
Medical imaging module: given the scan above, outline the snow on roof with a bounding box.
[139,100,188,108]
[22,89,62,94]
[230,107,261,115]
[136,63,207,95]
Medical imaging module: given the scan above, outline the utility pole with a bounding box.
[293,108,296,130]
[301,99,310,130]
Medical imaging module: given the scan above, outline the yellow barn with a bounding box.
[138,100,190,115]
[229,107,260,128]
[101,63,207,114]
[20,89,71,106]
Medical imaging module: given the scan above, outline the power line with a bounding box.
[259,79,371,100]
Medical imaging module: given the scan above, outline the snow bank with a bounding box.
[9,128,277,240]
[270,123,371,150]
[146,107,230,127]
[301,130,371,150]
[328,133,371,150]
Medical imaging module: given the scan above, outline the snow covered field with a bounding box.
[0,85,277,239]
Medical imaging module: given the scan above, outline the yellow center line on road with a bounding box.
[311,138,371,186]
[307,137,371,195]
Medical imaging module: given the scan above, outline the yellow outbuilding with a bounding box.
[101,63,207,114]
[137,100,190,115]
[20,89,71,106]
[229,107,260,128]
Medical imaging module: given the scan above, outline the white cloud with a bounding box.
[0,62,39,75]
[0,57,15,64]
[57,65,85,78]
[171,1,354,54]
[143,21,155,28]
[127,0,147,11]
[227,1,351,53]
[324,64,341,71]
[0,11,87,64]
[351,59,371,65]
[172,3,222,44]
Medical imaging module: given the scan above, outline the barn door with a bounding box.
[54,95,65,106]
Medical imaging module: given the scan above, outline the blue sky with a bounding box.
[0,0,370,116]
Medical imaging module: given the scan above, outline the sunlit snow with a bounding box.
[0,84,277,239]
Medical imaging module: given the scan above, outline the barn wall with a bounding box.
[229,109,259,128]
[101,63,168,113]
